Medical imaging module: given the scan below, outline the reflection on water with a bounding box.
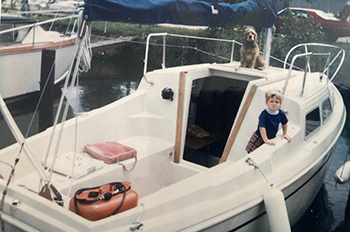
[293,184,333,231]
[0,44,144,148]
[65,79,138,116]
[0,44,350,231]
[67,45,144,115]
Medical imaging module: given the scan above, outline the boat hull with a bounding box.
[0,139,339,232]
[197,143,335,232]
[0,39,75,101]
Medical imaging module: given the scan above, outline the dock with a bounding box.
[91,37,134,52]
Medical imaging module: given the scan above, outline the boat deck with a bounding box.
[14,136,206,206]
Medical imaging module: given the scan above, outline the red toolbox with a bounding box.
[69,181,138,221]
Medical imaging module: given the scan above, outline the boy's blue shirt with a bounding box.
[256,109,288,139]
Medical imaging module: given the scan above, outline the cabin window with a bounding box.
[305,107,320,139]
[322,98,332,124]
[183,76,247,167]
[293,10,309,19]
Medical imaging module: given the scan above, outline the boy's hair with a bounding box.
[265,90,283,103]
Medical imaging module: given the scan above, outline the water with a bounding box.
[0,45,350,231]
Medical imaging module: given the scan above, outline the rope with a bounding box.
[79,27,92,72]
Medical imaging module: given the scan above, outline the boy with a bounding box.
[245,90,291,154]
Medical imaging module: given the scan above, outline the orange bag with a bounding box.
[69,181,138,221]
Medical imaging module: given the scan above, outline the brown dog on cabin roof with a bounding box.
[240,29,265,70]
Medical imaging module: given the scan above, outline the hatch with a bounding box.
[183,75,248,167]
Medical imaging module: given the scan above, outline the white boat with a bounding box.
[0,14,78,102]
[0,0,347,231]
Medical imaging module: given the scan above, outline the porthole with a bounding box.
[305,107,320,139]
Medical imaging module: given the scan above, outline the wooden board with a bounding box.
[174,72,185,163]
[219,84,257,163]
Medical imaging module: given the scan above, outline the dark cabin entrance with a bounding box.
[183,76,247,167]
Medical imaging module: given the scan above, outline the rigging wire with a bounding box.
[246,157,271,185]
[44,18,92,189]
[0,12,80,231]
[27,10,79,141]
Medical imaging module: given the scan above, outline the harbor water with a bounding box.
[0,45,350,231]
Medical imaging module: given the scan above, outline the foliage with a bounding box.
[90,21,247,70]
[270,8,324,67]
[84,10,350,85]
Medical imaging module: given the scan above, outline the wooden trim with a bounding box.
[174,72,186,164]
[0,38,76,55]
[219,84,258,164]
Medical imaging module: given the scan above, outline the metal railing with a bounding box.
[283,43,345,81]
[0,14,78,46]
[143,35,345,96]
[282,43,345,97]
[143,33,239,76]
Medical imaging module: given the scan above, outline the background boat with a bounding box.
[0,13,78,103]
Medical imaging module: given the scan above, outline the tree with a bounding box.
[306,0,316,8]
[271,8,324,67]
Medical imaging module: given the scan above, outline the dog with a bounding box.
[240,29,265,70]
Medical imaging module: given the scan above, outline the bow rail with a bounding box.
[282,43,345,97]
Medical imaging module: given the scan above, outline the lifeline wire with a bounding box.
[90,34,296,70]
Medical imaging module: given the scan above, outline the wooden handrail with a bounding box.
[174,72,186,163]
[219,84,258,163]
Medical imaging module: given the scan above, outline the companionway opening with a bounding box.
[183,76,248,167]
